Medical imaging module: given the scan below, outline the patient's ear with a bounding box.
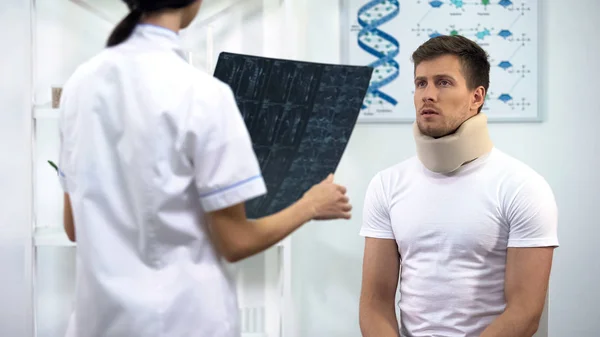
[472,86,485,111]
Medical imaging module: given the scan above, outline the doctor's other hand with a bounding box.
[302,174,352,221]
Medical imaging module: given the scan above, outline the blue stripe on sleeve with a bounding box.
[199,175,263,198]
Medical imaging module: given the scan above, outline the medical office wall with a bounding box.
[2,1,599,337]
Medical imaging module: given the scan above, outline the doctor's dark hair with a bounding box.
[411,35,490,111]
[107,0,197,47]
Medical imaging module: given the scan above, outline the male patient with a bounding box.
[358,35,558,337]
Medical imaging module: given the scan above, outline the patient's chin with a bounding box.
[418,123,448,139]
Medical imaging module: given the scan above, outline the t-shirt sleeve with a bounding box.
[360,173,394,239]
[189,81,266,213]
[506,174,559,248]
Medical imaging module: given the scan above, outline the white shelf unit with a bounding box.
[34,105,59,120]
[34,227,74,247]
[30,1,294,337]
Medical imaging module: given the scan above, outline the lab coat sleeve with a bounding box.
[58,129,69,192]
[191,82,267,213]
[57,85,74,193]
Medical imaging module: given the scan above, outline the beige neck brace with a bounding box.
[413,113,493,174]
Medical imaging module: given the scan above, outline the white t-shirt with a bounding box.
[360,148,558,337]
[58,24,266,337]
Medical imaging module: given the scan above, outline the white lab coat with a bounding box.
[58,24,267,337]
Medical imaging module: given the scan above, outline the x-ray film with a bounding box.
[213,52,373,219]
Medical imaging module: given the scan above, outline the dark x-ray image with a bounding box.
[213,52,373,219]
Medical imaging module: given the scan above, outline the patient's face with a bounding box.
[413,54,481,138]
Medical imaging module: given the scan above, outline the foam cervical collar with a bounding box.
[413,113,493,174]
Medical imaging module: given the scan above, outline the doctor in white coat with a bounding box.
[58,1,353,336]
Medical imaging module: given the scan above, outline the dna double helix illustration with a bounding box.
[357,0,400,109]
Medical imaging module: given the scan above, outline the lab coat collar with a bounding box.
[132,23,187,60]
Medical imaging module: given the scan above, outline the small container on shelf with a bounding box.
[34,86,62,119]
[33,84,63,120]
[51,85,63,109]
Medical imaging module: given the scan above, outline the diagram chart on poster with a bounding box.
[345,0,539,123]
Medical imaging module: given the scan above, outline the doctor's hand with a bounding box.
[302,174,352,220]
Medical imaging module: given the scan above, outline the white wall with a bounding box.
[0,0,34,336]
[291,0,600,337]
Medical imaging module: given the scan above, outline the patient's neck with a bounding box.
[413,113,493,173]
